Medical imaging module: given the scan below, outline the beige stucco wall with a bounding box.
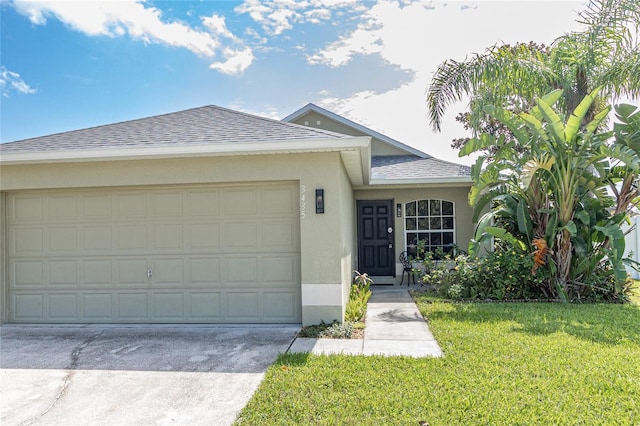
[354,185,474,284]
[0,152,353,325]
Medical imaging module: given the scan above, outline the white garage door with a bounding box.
[7,182,301,323]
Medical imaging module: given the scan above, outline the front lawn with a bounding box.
[631,280,640,305]
[235,299,640,425]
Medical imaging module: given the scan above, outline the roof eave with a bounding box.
[0,136,370,164]
[0,136,373,186]
[360,176,472,189]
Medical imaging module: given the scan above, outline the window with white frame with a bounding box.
[404,199,455,258]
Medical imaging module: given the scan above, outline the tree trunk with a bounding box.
[555,229,572,300]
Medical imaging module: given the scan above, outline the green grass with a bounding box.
[235,300,640,425]
[631,280,640,305]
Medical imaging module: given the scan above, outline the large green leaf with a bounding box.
[460,134,496,157]
[535,96,565,144]
[530,89,563,121]
[519,112,548,142]
[565,87,601,141]
[584,105,611,135]
[484,226,527,252]
[521,155,555,189]
[544,209,558,247]
[516,198,533,237]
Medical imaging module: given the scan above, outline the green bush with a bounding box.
[420,246,630,302]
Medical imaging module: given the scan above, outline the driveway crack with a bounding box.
[19,331,104,426]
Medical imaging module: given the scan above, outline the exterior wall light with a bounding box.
[316,189,324,214]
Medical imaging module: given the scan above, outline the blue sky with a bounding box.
[1,0,591,164]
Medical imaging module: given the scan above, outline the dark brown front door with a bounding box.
[357,200,394,276]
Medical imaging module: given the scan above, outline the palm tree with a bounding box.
[427,0,640,133]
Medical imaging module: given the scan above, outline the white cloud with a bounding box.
[234,0,362,36]
[202,13,237,40]
[230,101,281,120]
[309,0,586,164]
[0,66,37,97]
[10,0,253,74]
[209,47,255,75]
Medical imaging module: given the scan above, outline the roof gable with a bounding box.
[282,103,429,159]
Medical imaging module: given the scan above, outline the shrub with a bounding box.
[345,271,372,322]
[319,321,354,339]
[420,246,631,302]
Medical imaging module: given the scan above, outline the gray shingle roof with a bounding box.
[371,156,471,179]
[0,105,349,153]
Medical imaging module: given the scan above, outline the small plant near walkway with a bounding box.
[345,271,372,322]
[297,271,372,339]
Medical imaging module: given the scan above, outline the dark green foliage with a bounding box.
[420,246,631,302]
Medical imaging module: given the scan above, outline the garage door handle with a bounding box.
[147,269,153,278]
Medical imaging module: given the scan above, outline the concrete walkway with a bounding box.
[288,287,442,358]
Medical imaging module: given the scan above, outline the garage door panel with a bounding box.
[49,195,77,220]
[153,293,185,319]
[264,292,297,319]
[152,192,183,217]
[82,194,112,219]
[49,227,78,252]
[117,225,148,250]
[11,261,44,287]
[82,293,113,319]
[224,223,258,249]
[189,223,220,249]
[12,228,43,255]
[82,260,113,286]
[227,292,259,320]
[224,188,257,215]
[49,260,78,286]
[189,258,221,284]
[263,221,298,250]
[83,226,113,251]
[189,292,221,319]
[11,195,43,222]
[8,182,301,324]
[117,259,149,286]
[225,257,258,284]
[118,293,149,319]
[152,258,185,285]
[262,187,297,214]
[186,189,220,216]
[263,256,297,284]
[152,224,183,250]
[49,293,78,319]
[116,193,147,218]
[13,294,44,321]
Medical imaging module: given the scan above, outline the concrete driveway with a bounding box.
[0,325,299,426]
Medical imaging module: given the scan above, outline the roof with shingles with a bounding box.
[371,155,472,179]
[0,105,349,153]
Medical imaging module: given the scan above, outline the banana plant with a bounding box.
[461,88,635,300]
